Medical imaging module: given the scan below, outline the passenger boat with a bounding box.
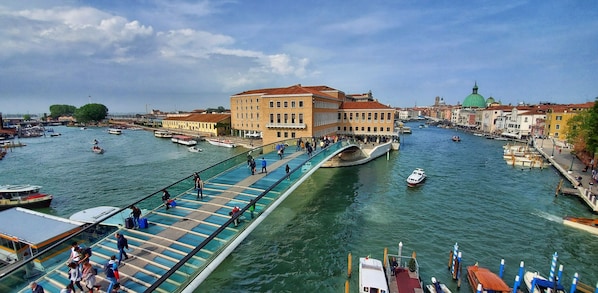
[523,271,566,293]
[188,146,203,152]
[562,216,598,235]
[466,264,511,293]
[0,185,53,210]
[406,168,426,187]
[452,136,461,142]
[207,138,236,148]
[154,130,174,138]
[171,135,198,146]
[108,128,123,135]
[92,145,104,154]
[427,277,452,293]
[0,207,84,273]
[355,242,423,293]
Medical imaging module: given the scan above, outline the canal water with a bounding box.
[2,124,596,292]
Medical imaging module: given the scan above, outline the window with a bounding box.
[284,113,288,123]
[284,132,288,138]
[292,114,296,123]
[284,101,288,108]
[277,113,281,123]
[269,101,274,107]
[299,114,304,123]
[338,113,341,120]
[362,113,365,120]
[276,101,281,108]
[299,101,304,107]
[368,113,372,120]
[556,116,562,121]
[380,113,383,120]
[555,124,560,130]
[291,101,296,108]
[344,113,347,120]
[387,113,391,120]
[374,127,377,132]
[374,113,378,120]
[269,114,274,123]
[291,132,296,138]
[367,127,371,132]
[277,131,281,137]
[350,113,353,120]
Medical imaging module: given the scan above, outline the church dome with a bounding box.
[462,82,486,108]
[486,97,495,104]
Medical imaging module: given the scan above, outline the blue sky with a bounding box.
[1,0,597,115]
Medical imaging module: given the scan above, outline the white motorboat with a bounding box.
[406,168,426,187]
[108,128,123,135]
[188,146,203,152]
[426,277,452,293]
[154,130,174,138]
[359,257,389,293]
[523,271,566,293]
[92,145,105,154]
[207,138,236,148]
[171,135,198,146]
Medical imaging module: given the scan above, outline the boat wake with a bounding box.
[532,210,562,223]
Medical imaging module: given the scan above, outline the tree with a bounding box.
[567,98,598,161]
[74,103,109,124]
[49,104,77,118]
[23,114,31,121]
[206,106,228,113]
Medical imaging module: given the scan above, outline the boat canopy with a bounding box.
[535,279,565,291]
[0,208,84,248]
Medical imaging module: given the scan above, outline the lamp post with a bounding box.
[569,151,575,173]
[550,139,556,158]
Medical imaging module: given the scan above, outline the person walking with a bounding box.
[81,261,101,293]
[285,164,291,180]
[196,176,204,200]
[67,262,84,292]
[115,233,129,265]
[231,206,241,227]
[261,158,267,173]
[250,158,256,175]
[104,256,118,293]
[30,282,45,293]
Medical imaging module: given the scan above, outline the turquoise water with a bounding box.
[2,124,596,292]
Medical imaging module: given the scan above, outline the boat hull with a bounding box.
[207,139,236,148]
[0,195,53,211]
[563,216,598,235]
[466,265,511,293]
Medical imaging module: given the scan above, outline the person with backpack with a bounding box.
[115,233,129,265]
[67,262,84,292]
[78,246,92,265]
[82,261,101,292]
[104,256,118,293]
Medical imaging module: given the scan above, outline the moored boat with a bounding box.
[466,264,511,293]
[359,256,389,293]
[562,216,598,235]
[171,135,198,146]
[427,277,452,293]
[0,185,53,210]
[523,271,566,293]
[154,130,174,138]
[452,136,461,142]
[406,168,426,187]
[207,138,236,148]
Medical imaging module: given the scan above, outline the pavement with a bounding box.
[533,138,598,212]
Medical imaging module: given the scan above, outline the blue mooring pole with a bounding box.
[513,275,520,293]
[477,284,482,293]
[549,252,558,282]
[451,243,458,278]
[531,273,538,293]
[569,273,578,293]
[517,261,525,287]
[499,259,505,278]
[557,265,564,286]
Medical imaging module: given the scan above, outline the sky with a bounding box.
[1,0,597,115]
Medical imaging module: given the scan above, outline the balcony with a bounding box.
[266,122,306,129]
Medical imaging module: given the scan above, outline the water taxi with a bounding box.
[562,216,598,235]
[0,185,53,211]
[523,271,566,293]
[207,138,236,148]
[108,128,123,135]
[154,130,174,138]
[466,264,511,293]
[406,168,426,187]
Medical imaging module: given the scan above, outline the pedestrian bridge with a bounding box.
[1,139,360,293]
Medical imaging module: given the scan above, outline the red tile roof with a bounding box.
[233,84,337,98]
[340,101,393,110]
[164,113,230,123]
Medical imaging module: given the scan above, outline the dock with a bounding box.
[533,138,597,212]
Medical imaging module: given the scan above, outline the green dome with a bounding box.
[462,82,486,108]
[486,97,496,104]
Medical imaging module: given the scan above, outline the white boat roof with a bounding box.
[359,257,389,291]
[0,184,41,192]
[0,208,84,246]
[69,206,122,225]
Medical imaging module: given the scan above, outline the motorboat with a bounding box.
[466,264,511,293]
[154,130,174,138]
[108,128,123,135]
[427,277,452,293]
[452,136,461,142]
[207,138,237,148]
[406,168,426,187]
[523,271,566,293]
[188,146,203,152]
[0,185,53,210]
[171,135,198,146]
[92,145,105,154]
[562,216,598,235]
[359,257,389,293]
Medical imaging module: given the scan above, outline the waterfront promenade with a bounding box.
[534,138,598,212]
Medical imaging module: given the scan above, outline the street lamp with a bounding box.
[551,139,555,158]
[569,151,575,173]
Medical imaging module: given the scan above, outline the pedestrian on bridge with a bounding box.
[196,176,204,200]
[285,164,291,180]
[261,158,267,173]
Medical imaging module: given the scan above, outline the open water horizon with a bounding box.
[1,124,596,292]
